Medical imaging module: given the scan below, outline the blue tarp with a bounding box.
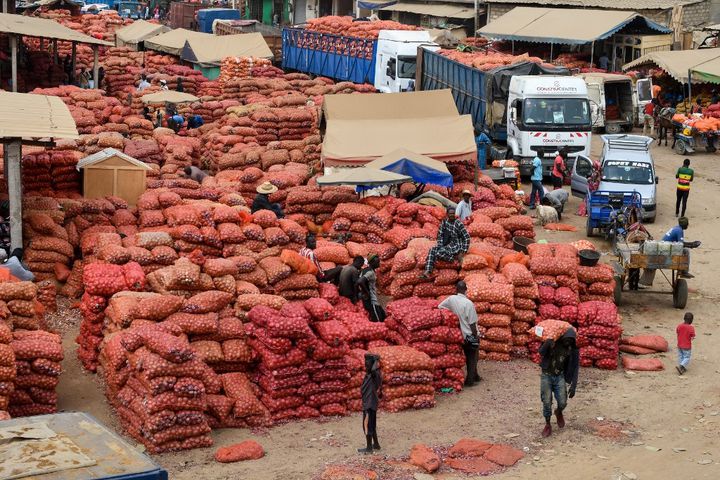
[375,157,453,187]
[357,0,397,10]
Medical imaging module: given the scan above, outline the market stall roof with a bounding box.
[144,28,211,56]
[322,90,476,166]
[76,148,153,171]
[357,0,396,9]
[316,167,411,187]
[0,91,78,140]
[482,0,702,8]
[478,7,671,45]
[366,148,453,187]
[115,20,169,47]
[141,91,200,104]
[0,11,112,46]
[624,48,720,83]
[380,2,476,19]
[181,32,273,67]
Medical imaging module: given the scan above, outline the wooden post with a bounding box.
[71,42,77,84]
[93,45,99,89]
[5,140,23,251]
[10,34,17,92]
[53,39,58,64]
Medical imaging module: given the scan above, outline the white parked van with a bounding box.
[571,135,658,222]
[578,73,635,134]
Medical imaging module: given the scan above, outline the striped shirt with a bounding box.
[676,166,694,191]
[299,247,322,273]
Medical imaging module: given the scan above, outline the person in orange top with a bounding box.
[551,148,569,190]
[676,312,696,375]
[652,84,661,99]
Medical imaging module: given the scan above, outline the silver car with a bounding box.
[571,134,658,222]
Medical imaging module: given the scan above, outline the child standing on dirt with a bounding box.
[358,353,382,454]
[676,312,695,375]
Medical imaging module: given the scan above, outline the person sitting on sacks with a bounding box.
[252,182,284,218]
[299,234,342,285]
[538,327,579,437]
[420,207,470,279]
[357,352,382,454]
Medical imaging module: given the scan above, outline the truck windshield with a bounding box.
[397,56,417,79]
[601,161,653,185]
[523,98,591,127]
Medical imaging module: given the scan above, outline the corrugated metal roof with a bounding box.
[76,148,152,170]
[484,0,700,8]
[479,7,672,45]
[0,92,78,140]
[0,12,112,46]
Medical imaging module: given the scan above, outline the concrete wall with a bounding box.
[682,1,711,31]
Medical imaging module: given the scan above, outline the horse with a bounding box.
[655,107,676,147]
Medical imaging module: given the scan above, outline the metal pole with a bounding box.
[688,69,692,108]
[52,39,58,64]
[10,34,17,93]
[6,140,23,251]
[590,41,595,68]
[511,40,514,55]
[71,42,77,85]
[611,38,616,72]
[474,0,478,35]
[550,43,553,62]
[93,45,99,89]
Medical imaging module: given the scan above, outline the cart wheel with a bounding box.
[613,275,622,305]
[673,278,688,309]
[674,139,687,155]
[586,219,594,237]
[706,145,717,153]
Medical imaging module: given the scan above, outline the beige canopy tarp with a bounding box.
[181,32,273,67]
[380,2,475,19]
[321,90,476,166]
[478,7,670,45]
[0,91,78,140]
[317,168,411,187]
[624,48,720,84]
[144,28,211,56]
[141,91,200,104]
[115,20,169,48]
[0,12,111,46]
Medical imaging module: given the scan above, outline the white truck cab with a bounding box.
[571,134,658,222]
[374,30,439,93]
[508,76,593,177]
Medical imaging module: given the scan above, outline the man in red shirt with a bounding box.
[551,148,569,190]
[676,312,695,375]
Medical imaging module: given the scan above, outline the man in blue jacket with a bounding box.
[529,155,544,209]
[538,328,579,437]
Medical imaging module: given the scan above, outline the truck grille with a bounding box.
[531,145,586,156]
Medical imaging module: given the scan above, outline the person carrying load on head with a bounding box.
[538,326,579,438]
[420,207,470,279]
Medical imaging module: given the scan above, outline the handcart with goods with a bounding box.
[672,121,719,155]
[612,241,691,309]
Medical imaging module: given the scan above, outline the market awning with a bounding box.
[317,167,412,187]
[380,2,477,19]
[624,48,720,84]
[366,148,453,187]
[141,91,200,104]
[0,91,78,140]
[144,28,212,56]
[181,32,273,67]
[322,90,476,166]
[478,7,671,45]
[115,20,169,47]
[357,0,397,9]
[0,11,112,46]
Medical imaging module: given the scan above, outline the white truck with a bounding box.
[578,72,636,134]
[282,27,439,93]
[506,76,593,176]
[419,48,593,176]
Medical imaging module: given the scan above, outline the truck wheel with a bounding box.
[605,123,622,134]
[673,278,688,309]
[674,140,687,155]
[586,219,594,237]
[622,124,634,133]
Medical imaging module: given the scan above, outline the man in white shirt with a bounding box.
[439,281,482,386]
[455,189,473,221]
[137,74,150,92]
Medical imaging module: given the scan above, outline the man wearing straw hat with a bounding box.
[252,182,284,218]
[455,190,473,221]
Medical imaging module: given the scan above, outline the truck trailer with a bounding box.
[282,27,439,93]
[417,48,593,176]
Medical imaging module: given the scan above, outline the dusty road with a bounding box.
[53,133,719,479]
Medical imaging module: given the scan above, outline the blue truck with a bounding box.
[196,8,241,33]
[282,27,438,92]
[417,47,593,176]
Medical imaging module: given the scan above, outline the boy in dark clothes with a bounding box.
[538,328,579,437]
[358,353,382,453]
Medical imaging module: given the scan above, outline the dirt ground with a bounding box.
[52,132,720,479]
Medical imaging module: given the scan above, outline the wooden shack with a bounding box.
[77,148,152,206]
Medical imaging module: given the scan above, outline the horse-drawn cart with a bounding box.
[672,121,718,155]
[612,243,690,308]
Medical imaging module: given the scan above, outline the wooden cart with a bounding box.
[613,244,690,309]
